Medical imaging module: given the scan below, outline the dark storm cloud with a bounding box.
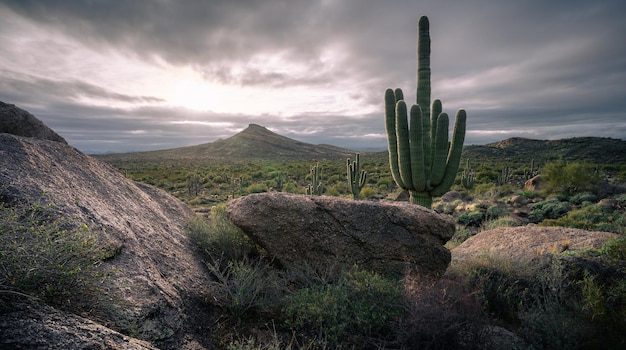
[1,0,328,64]
[1,0,625,153]
[0,71,163,105]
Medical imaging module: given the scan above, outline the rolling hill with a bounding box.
[462,136,626,164]
[96,123,357,162]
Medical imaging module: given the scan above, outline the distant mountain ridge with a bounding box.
[464,136,626,164]
[97,123,357,162]
[95,123,625,165]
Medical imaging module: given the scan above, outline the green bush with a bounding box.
[454,251,626,349]
[206,256,283,320]
[541,161,600,196]
[569,192,598,205]
[528,198,571,223]
[517,189,542,199]
[596,237,626,263]
[485,205,507,220]
[246,183,268,194]
[446,227,474,248]
[359,186,378,199]
[0,201,103,307]
[540,202,625,233]
[457,210,484,227]
[284,267,403,347]
[481,216,519,231]
[186,204,259,263]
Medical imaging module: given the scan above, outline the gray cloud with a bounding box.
[0,0,625,153]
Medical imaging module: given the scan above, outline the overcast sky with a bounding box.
[1,0,625,154]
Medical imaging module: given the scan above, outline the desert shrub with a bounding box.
[481,216,519,231]
[359,186,378,199]
[186,204,258,263]
[540,202,625,233]
[541,161,600,196]
[598,237,626,261]
[446,227,474,248]
[206,256,284,320]
[528,197,571,223]
[246,183,268,194]
[376,177,391,190]
[0,201,102,307]
[572,239,626,345]
[485,205,507,220]
[324,185,340,196]
[284,267,403,347]
[454,252,626,349]
[225,329,321,350]
[434,199,462,215]
[569,192,598,205]
[399,272,486,349]
[515,259,591,350]
[457,210,484,227]
[458,256,531,323]
[517,189,542,199]
[282,181,300,194]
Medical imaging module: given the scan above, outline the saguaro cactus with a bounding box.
[347,153,367,199]
[461,160,476,190]
[497,166,511,186]
[306,163,323,195]
[385,16,467,208]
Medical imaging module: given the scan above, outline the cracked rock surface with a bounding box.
[227,192,455,276]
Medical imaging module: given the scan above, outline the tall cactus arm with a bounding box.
[432,109,467,196]
[430,113,450,186]
[417,16,431,122]
[395,100,413,190]
[429,99,443,171]
[385,88,405,189]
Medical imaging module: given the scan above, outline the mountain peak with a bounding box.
[241,123,274,135]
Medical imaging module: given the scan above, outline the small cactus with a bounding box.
[187,173,201,197]
[306,163,324,195]
[347,153,367,199]
[524,159,538,181]
[461,160,476,190]
[496,166,511,186]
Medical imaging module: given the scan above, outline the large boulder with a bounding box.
[0,101,67,143]
[226,192,456,276]
[0,133,213,349]
[451,226,617,265]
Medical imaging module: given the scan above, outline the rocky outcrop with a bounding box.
[0,101,67,143]
[524,175,544,192]
[226,192,456,276]
[451,226,617,264]
[1,302,157,350]
[0,132,213,349]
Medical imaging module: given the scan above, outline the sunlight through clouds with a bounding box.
[0,1,624,153]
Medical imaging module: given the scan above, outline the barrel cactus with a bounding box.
[385,16,467,208]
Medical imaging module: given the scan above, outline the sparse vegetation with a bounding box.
[95,123,626,348]
[188,209,492,349]
[0,196,105,309]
